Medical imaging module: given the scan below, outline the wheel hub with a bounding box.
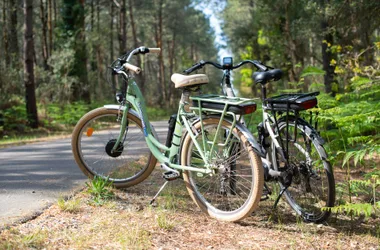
[105,139,124,158]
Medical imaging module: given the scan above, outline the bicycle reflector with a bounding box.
[299,99,318,110]
[86,127,94,137]
[241,103,257,114]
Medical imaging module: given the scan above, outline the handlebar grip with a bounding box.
[148,48,161,54]
[183,63,202,74]
[123,63,141,74]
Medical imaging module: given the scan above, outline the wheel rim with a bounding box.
[186,123,255,214]
[77,113,151,183]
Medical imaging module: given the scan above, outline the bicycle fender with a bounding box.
[235,121,267,158]
[294,117,325,145]
[103,105,159,139]
[278,116,325,145]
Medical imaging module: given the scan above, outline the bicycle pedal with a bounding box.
[163,171,180,181]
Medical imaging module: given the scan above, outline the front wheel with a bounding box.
[71,107,157,188]
[181,117,264,222]
[272,119,335,223]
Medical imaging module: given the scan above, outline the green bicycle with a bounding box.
[71,46,265,221]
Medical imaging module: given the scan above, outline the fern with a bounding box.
[343,144,380,167]
[324,203,377,218]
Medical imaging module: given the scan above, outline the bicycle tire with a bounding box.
[71,107,157,188]
[272,118,335,223]
[181,117,264,222]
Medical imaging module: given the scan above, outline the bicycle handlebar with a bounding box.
[183,59,271,74]
[126,46,161,61]
[111,46,161,75]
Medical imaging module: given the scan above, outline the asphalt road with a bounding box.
[0,120,168,227]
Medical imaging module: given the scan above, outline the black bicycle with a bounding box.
[183,58,335,223]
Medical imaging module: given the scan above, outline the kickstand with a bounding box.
[149,181,169,205]
[273,186,288,209]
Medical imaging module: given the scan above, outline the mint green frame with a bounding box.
[111,78,252,174]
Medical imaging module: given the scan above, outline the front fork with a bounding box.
[111,102,130,154]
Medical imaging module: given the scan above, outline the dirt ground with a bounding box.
[1,167,379,250]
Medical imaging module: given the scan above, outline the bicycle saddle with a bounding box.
[252,69,283,85]
[171,73,209,89]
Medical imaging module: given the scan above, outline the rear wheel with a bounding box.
[71,107,157,188]
[181,117,264,222]
[272,119,335,223]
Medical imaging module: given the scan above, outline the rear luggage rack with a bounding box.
[191,94,257,115]
[265,92,319,111]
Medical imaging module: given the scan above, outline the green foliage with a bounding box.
[146,107,175,121]
[42,102,96,126]
[324,203,377,218]
[343,145,380,168]
[1,100,28,133]
[86,176,115,206]
[300,66,325,77]
[324,175,380,218]
[0,101,97,139]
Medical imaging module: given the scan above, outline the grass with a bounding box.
[118,224,151,249]
[0,229,49,250]
[1,184,379,249]
[57,197,82,213]
[0,130,71,148]
[86,176,115,206]
[156,212,175,231]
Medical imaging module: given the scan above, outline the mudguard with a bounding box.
[236,120,267,157]
[277,116,325,145]
[103,105,159,140]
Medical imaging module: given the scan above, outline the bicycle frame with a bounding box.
[108,77,246,175]
[220,70,286,165]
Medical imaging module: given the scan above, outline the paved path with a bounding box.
[0,121,168,227]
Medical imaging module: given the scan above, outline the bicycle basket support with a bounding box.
[264,92,321,162]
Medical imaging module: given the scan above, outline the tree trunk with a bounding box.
[250,38,259,96]
[2,0,10,66]
[320,0,336,96]
[8,0,19,67]
[284,0,299,84]
[321,19,336,96]
[53,0,57,28]
[167,27,176,106]
[110,2,114,62]
[76,0,90,102]
[47,0,53,58]
[24,0,38,128]
[97,0,100,32]
[155,0,166,105]
[90,0,94,30]
[61,0,90,102]
[119,0,127,54]
[129,0,145,93]
[39,0,49,70]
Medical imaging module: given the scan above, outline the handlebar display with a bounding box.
[222,57,233,69]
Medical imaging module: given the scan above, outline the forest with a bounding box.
[0,0,379,219]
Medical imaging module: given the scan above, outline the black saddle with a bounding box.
[252,69,283,85]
